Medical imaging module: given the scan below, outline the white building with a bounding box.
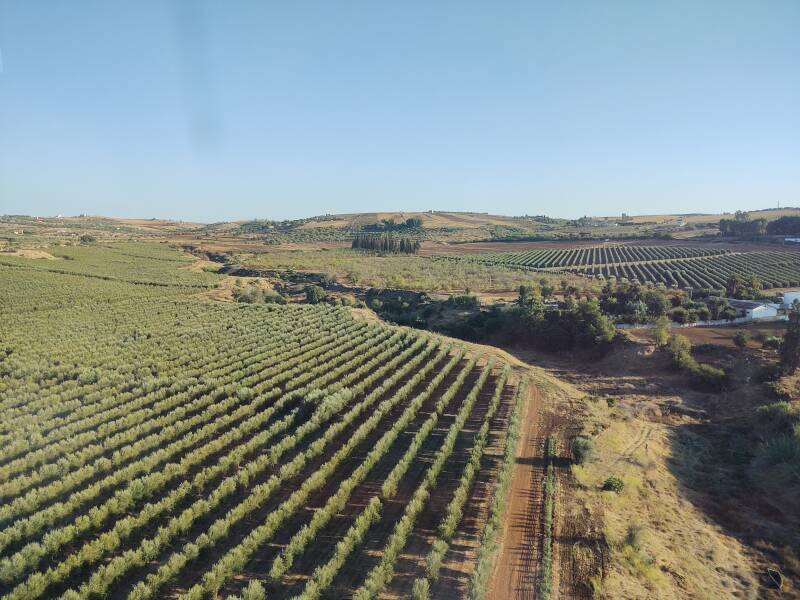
[782,290,800,309]
[727,299,779,320]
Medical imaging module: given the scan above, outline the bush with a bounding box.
[688,362,727,392]
[572,436,593,465]
[232,286,286,305]
[653,316,670,347]
[602,476,625,493]
[447,293,479,308]
[733,330,751,348]
[304,285,327,304]
[669,307,688,324]
[763,336,782,350]
[624,525,644,550]
[755,363,782,383]
[749,432,800,494]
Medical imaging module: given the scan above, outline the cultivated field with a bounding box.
[447,245,800,290]
[0,247,527,600]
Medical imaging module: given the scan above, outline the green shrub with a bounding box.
[602,476,625,493]
[304,284,327,304]
[688,362,728,392]
[572,436,593,465]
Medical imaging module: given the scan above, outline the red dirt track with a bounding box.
[487,382,545,600]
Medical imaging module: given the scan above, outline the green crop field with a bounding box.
[0,245,522,600]
[447,245,800,290]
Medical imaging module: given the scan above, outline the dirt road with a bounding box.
[487,382,547,600]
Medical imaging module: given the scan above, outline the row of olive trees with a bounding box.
[3,330,426,597]
[0,311,359,491]
[539,434,558,599]
[381,353,484,498]
[270,350,463,580]
[0,312,337,478]
[270,348,467,580]
[353,358,501,599]
[122,337,439,600]
[0,319,378,552]
[295,496,383,600]
[422,365,511,590]
[179,343,453,599]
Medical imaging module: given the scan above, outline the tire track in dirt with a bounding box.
[615,424,652,465]
[487,382,546,600]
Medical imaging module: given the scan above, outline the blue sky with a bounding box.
[0,1,798,222]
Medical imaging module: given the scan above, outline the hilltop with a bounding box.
[3,207,799,246]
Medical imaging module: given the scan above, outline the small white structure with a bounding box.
[782,290,800,309]
[727,299,779,320]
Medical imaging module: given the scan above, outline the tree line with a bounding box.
[719,212,800,237]
[351,233,421,254]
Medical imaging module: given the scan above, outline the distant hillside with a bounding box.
[4,208,799,245]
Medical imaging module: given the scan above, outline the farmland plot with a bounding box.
[0,260,522,599]
[447,245,800,289]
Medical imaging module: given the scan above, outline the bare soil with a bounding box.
[488,381,547,600]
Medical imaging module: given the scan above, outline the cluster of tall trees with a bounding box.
[719,211,800,237]
[351,233,421,254]
[725,274,763,299]
[360,217,423,232]
[767,215,800,235]
[599,281,670,323]
[719,212,768,237]
[506,289,616,351]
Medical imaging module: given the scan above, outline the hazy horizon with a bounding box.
[1,1,798,221]
[6,204,800,225]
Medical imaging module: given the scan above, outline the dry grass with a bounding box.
[3,249,59,259]
[573,400,760,599]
